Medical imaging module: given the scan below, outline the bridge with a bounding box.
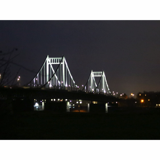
[27,55,111,95]
[0,55,117,113]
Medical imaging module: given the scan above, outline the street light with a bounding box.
[17,76,21,86]
[17,76,20,81]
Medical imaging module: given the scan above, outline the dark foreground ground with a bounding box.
[1,108,160,139]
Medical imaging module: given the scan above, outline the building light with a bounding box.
[145,94,147,96]
[93,101,98,104]
[148,99,150,101]
[139,94,141,96]
[141,99,144,103]
[34,102,39,108]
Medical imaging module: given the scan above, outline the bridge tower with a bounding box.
[28,55,76,89]
[84,70,111,94]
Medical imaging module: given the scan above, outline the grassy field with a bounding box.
[1,109,160,139]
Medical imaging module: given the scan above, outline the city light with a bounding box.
[17,76,20,81]
[131,93,134,96]
[141,99,144,103]
[93,101,98,104]
[34,102,39,107]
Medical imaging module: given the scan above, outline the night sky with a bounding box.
[1,21,160,95]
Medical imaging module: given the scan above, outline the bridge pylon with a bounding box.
[84,70,111,94]
[27,55,76,89]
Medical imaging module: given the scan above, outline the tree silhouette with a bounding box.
[0,48,20,87]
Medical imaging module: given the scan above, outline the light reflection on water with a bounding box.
[34,104,109,113]
[70,109,88,113]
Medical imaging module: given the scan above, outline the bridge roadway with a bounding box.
[1,87,118,103]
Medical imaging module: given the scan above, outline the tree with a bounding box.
[0,48,20,87]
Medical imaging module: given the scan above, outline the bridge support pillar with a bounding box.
[66,102,70,112]
[87,103,90,112]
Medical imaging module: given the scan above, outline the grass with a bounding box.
[1,109,160,139]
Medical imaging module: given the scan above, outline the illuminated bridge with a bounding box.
[83,70,111,94]
[27,55,111,95]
